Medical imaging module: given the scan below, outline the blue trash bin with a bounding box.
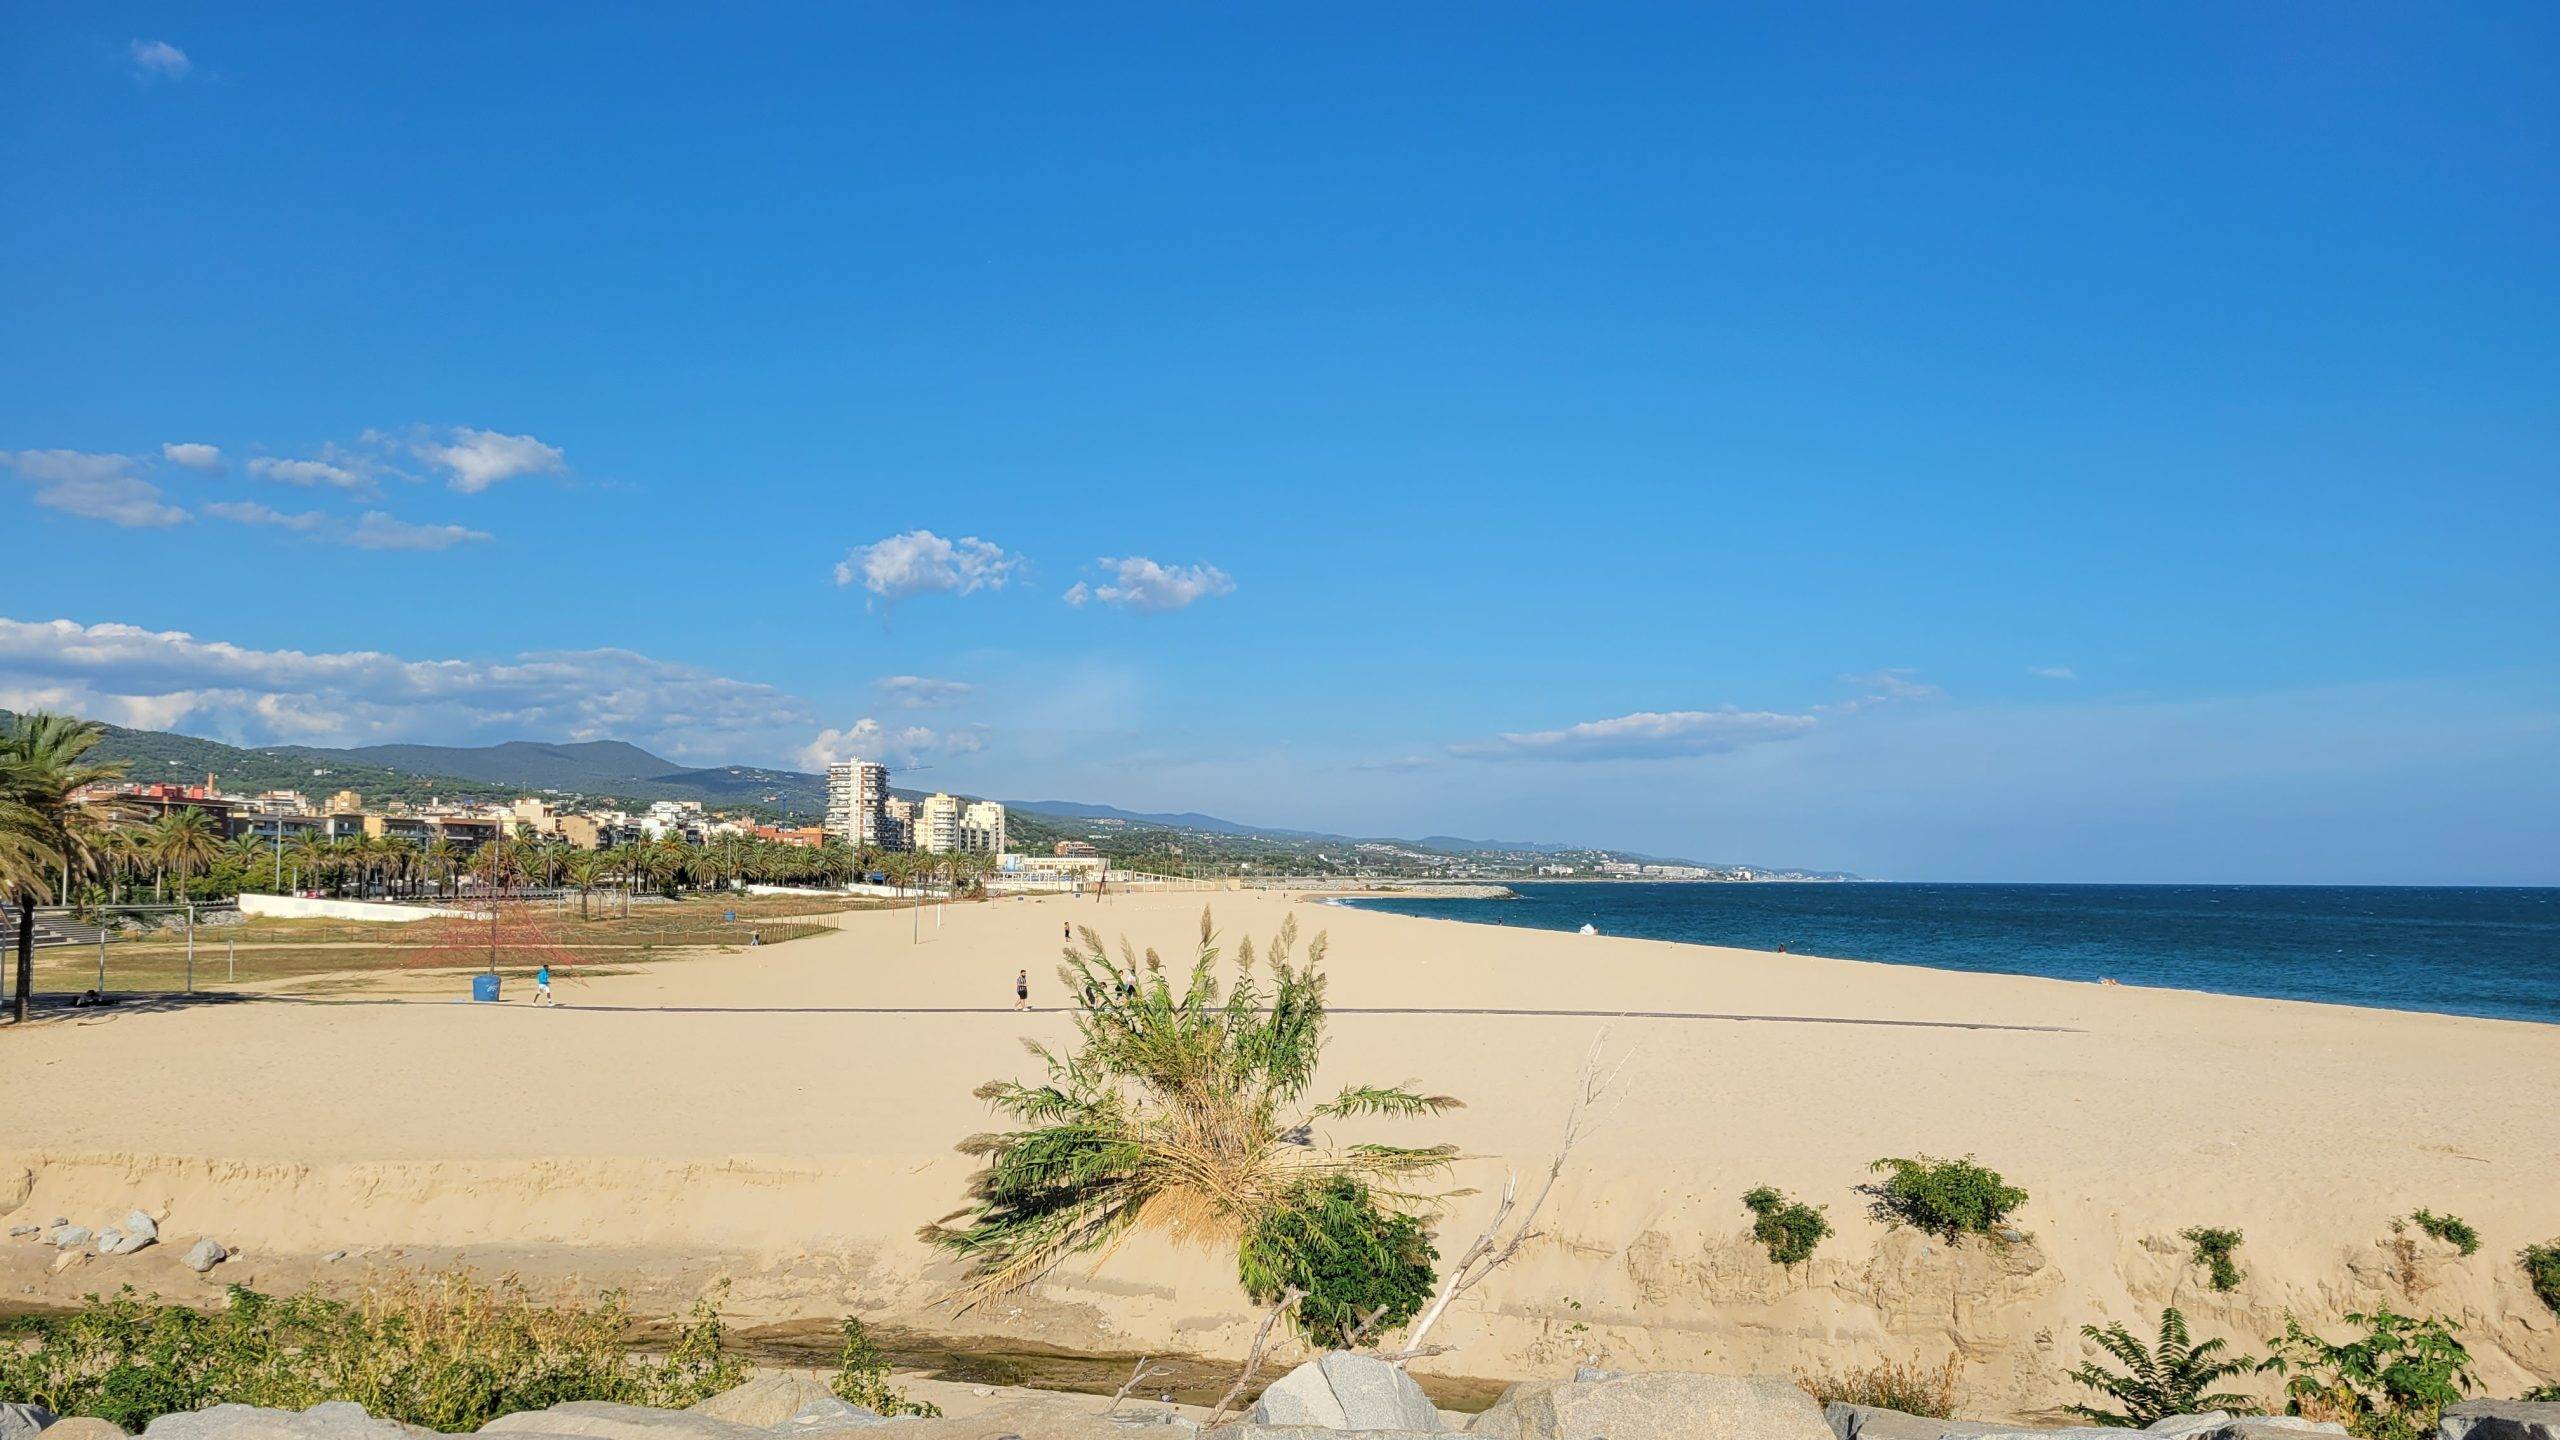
[472,973,502,1003]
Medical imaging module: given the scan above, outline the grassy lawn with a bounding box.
[33,898,852,994]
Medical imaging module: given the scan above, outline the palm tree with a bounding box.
[565,851,607,921]
[149,809,221,907]
[2066,1308,2257,1428]
[1,713,127,1023]
[421,838,458,900]
[922,910,1460,1305]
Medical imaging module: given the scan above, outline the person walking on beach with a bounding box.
[1063,921,1072,943]
[534,963,554,1007]
[1014,968,1030,1011]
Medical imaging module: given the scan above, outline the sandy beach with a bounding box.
[5,889,2555,1418]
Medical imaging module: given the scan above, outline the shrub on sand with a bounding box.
[2406,1209,2480,1256]
[1797,1354,1961,1418]
[2521,1242,2560,1318]
[830,1318,938,1418]
[1861,1154,2027,1242]
[2182,1226,2245,1291]
[1742,1186,1832,1267]
[2066,1307,2255,1428]
[921,910,1461,1326]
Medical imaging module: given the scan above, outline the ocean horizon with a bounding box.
[1339,881,2560,1025]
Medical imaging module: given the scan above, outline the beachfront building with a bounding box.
[824,759,892,848]
[915,792,963,853]
[961,800,1006,855]
[881,795,915,850]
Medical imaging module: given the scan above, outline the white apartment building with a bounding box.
[961,800,1007,855]
[824,759,891,848]
[915,792,963,853]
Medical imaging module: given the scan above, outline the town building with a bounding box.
[961,800,1007,855]
[915,792,963,853]
[824,759,891,848]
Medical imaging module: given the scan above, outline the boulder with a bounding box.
[1824,1401,2025,1439]
[1231,1430,1445,1440]
[183,1238,231,1273]
[1,1403,58,1440]
[481,1402,776,1440]
[1468,1371,1832,1440]
[1246,1353,1439,1432]
[141,1402,424,1440]
[691,1378,842,1429]
[51,1225,92,1249]
[46,1420,136,1440]
[101,1212,159,1256]
[2439,1400,2560,1440]
[876,1398,1195,1440]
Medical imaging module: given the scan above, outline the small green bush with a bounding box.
[1861,1155,2028,1242]
[1742,1186,1832,1267]
[2407,1210,2480,1256]
[2521,1242,2560,1318]
[2261,1307,2474,1440]
[2182,1226,2245,1291]
[831,1318,938,1418]
[1239,1177,1438,1347]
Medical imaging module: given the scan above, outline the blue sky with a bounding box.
[4,3,2554,883]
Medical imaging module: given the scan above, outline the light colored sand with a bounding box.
[4,889,2555,1417]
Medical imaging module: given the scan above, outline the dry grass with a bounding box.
[1797,1353,1963,1418]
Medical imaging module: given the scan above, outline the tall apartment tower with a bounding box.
[823,759,891,847]
[916,792,963,853]
[961,800,1007,855]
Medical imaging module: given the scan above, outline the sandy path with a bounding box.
[5,889,2555,1415]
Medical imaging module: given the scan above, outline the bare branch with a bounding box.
[1379,1029,1623,1365]
[1207,1285,1304,1429]
[1103,1355,1175,1416]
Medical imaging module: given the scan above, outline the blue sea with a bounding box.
[1339,883,2560,1025]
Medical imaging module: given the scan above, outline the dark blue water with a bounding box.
[1340,883,2560,1024]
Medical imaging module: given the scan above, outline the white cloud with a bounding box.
[0,616,816,761]
[875,675,975,709]
[2029,665,2077,681]
[1064,556,1235,612]
[348,511,491,551]
[1451,707,1819,763]
[9,449,132,484]
[130,40,190,80]
[412,427,565,493]
[161,442,223,472]
[247,455,370,491]
[833,530,1020,604]
[1823,667,1944,714]
[205,500,328,533]
[8,451,188,528]
[799,716,987,770]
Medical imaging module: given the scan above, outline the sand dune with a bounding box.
[5,889,2555,1418]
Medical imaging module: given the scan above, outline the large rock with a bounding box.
[1,1403,58,1440]
[142,1401,423,1440]
[1901,1416,2345,1440]
[101,1211,160,1255]
[2439,1400,2560,1440]
[1824,1401,2025,1439]
[46,1420,136,1440]
[183,1238,231,1273]
[873,1398,1195,1440]
[50,1225,92,1249]
[1468,1371,1832,1440]
[1246,1353,1440,1432]
[687,1378,851,1429]
[481,1403,772,1440]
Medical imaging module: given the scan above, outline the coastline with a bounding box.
[7,889,2556,1419]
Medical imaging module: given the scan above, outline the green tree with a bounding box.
[2065,1308,2256,1428]
[922,911,1459,1310]
[1,714,127,1021]
[1239,1175,1439,1346]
